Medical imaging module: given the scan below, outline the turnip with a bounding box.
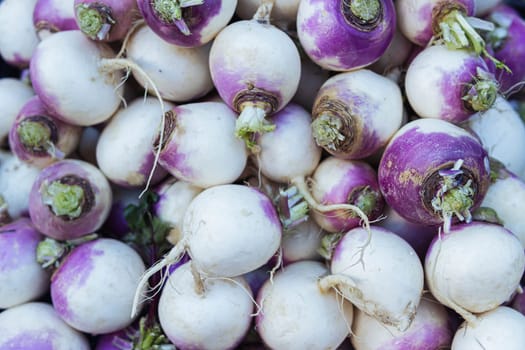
[0,218,50,308]
[296,0,396,71]
[152,177,202,244]
[209,4,301,146]
[396,0,499,65]
[0,151,41,220]
[155,101,248,188]
[310,156,385,233]
[0,77,34,144]
[0,0,39,67]
[319,226,424,332]
[0,302,90,349]
[96,97,172,188]
[158,261,254,350]
[28,159,113,240]
[256,260,354,350]
[137,0,237,47]
[29,30,123,126]
[484,5,525,94]
[479,164,525,247]
[405,45,498,123]
[311,69,403,160]
[378,118,490,231]
[74,0,140,42]
[280,219,324,264]
[451,306,525,349]
[33,0,78,39]
[8,95,82,168]
[51,238,146,334]
[235,0,300,27]
[425,222,525,323]
[464,96,525,178]
[126,25,214,103]
[132,184,282,316]
[351,297,452,350]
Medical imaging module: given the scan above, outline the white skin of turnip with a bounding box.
[0,302,90,349]
[465,96,525,179]
[425,222,525,324]
[451,306,525,349]
[153,177,202,244]
[281,219,324,263]
[319,226,424,332]
[0,78,34,143]
[158,101,248,188]
[0,0,39,67]
[96,97,174,187]
[0,151,41,219]
[351,297,452,350]
[126,25,214,102]
[256,260,354,350]
[132,184,281,316]
[254,102,321,183]
[480,173,525,247]
[158,261,254,350]
[29,30,123,126]
[51,238,146,334]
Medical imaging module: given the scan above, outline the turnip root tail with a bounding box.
[291,176,372,255]
[115,19,146,58]
[318,274,416,332]
[131,241,186,318]
[98,57,166,198]
[252,0,274,24]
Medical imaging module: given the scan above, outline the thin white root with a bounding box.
[130,242,186,318]
[116,19,145,59]
[98,57,166,198]
[269,246,283,284]
[317,273,358,295]
[206,276,263,317]
[291,176,372,266]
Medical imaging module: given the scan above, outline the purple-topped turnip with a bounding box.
[396,0,504,68]
[378,118,490,231]
[0,0,39,68]
[126,24,214,102]
[280,219,324,264]
[351,297,452,350]
[405,45,498,123]
[296,0,396,71]
[0,77,34,144]
[29,30,123,126]
[256,261,354,350]
[8,95,82,169]
[485,5,525,93]
[28,159,113,240]
[310,156,385,233]
[0,218,50,308]
[74,0,140,42]
[33,0,78,39]
[51,238,146,334]
[318,226,424,332]
[425,222,525,324]
[155,101,248,189]
[137,0,237,47]
[132,184,282,317]
[311,69,403,160]
[96,97,172,188]
[158,261,254,350]
[209,3,301,147]
[0,302,90,349]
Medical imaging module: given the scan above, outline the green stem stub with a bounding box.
[41,180,85,219]
[311,114,346,151]
[153,0,204,35]
[235,103,275,151]
[276,186,309,230]
[349,0,380,22]
[462,68,498,112]
[76,3,115,40]
[350,186,380,218]
[17,120,52,151]
[318,232,344,260]
[430,159,475,233]
[36,238,66,269]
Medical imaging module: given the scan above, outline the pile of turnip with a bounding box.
[2,0,525,348]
